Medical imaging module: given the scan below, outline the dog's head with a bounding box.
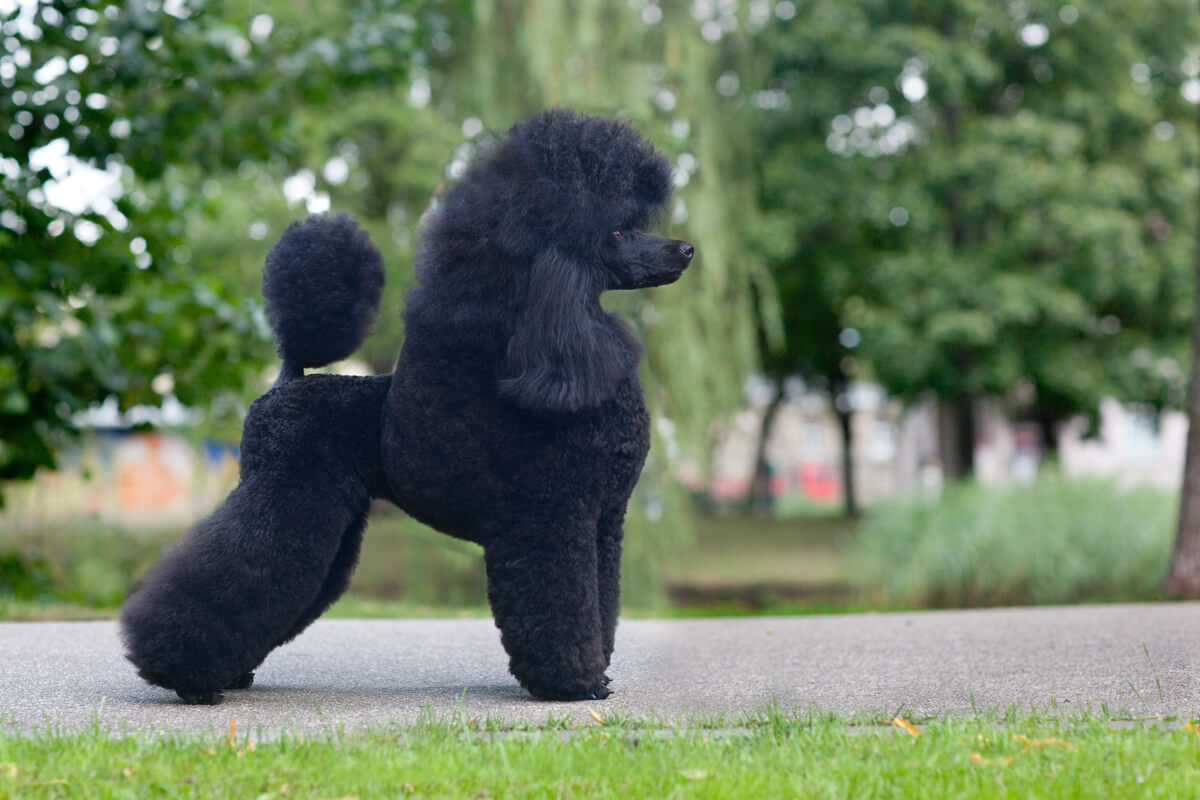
[422,109,695,413]
[499,109,694,286]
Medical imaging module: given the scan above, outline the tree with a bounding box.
[742,2,908,516]
[750,0,1199,480]
[178,89,460,377]
[0,0,435,488]
[1166,103,1200,598]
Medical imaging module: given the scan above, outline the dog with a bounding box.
[120,109,695,703]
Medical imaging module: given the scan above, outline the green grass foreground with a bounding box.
[2,712,1199,798]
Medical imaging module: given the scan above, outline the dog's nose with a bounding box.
[679,242,695,260]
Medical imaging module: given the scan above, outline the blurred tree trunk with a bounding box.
[1035,410,1060,457]
[832,379,859,519]
[937,397,976,479]
[1166,107,1200,599]
[930,9,976,481]
[744,390,784,517]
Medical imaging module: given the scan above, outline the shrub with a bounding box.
[352,511,487,606]
[852,476,1176,608]
[0,523,165,607]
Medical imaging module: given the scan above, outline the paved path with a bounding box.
[2,603,1198,737]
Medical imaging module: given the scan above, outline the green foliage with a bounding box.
[750,0,1200,438]
[0,522,164,606]
[350,512,487,607]
[853,476,1176,607]
[10,0,1200,602]
[0,548,54,599]
[0,0,437,483]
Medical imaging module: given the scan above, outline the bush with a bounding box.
[0,549,56,599]
[352,511,488,606]
[852,476,1176,608]
[0,523,167,607]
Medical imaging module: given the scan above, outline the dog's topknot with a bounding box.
[426,109,674,262]
[262,213,384,373]
[505,109,673,225]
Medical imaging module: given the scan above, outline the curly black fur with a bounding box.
[120,109,695,703]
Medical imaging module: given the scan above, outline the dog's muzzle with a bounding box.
[607,235,696,290]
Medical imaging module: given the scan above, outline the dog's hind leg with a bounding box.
[224,502,372,692]
[484,518,610,701]
[120,473,372,703]
[275,505,370,651]
[120,374,390,703]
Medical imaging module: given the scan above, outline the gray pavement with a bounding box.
[2,603,1199,737]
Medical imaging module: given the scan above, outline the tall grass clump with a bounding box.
[852,475,1176,608]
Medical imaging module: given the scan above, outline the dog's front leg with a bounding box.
[484,521,610,701]
[596,506,626,674]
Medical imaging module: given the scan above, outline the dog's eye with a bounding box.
[612,231,623,239]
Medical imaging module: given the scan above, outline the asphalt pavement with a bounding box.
[1,603,1198,738]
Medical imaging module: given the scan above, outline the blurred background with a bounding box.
[3,0,1200,619]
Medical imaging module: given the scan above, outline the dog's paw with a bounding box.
[226,672,255,690]
[529,682,613,702]
[176,689,224,705]
[588,683,614,700]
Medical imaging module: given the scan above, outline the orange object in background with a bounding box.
[115,433,188,512]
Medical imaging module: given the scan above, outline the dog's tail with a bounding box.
[262,213,385,383]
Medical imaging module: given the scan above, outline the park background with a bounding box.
[4,0,1200,618]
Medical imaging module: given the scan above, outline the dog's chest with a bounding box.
[584,383,650,459]
[382,363,650,535]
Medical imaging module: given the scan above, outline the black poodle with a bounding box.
[120,109,695,704]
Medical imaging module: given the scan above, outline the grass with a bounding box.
[852,476,1176,608]
[0,597,118,622]
[324,596,489,619]
[0,595,491,622]
[349,514,486,606]
[2,711,1199,798]
[665,514,854,588]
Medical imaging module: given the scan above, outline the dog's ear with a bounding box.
[499,249,636,413]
